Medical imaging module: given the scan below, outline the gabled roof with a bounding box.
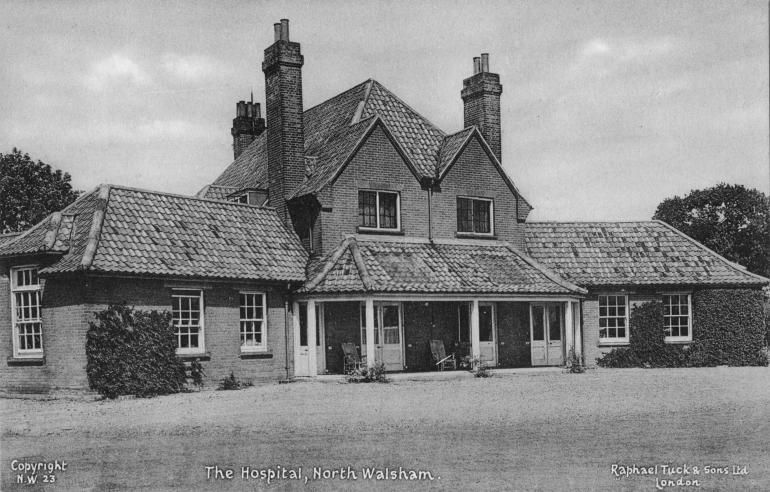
[203,79,529,207]
[0,185,308,282]
[209,132,268,191]
[301,235,586,295]
[524,221,769,287]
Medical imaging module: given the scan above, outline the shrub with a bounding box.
[346,362,389,383]
[566,348,585,373]
[469,357,492,378]
[217,372,253,390]
[188,359,206,388]
[597,290,768,368]
[86,304,187,399]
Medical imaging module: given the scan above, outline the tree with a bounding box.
[653,183,770,278]
[0,148,80,233]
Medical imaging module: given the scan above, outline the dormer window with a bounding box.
[358,190,400,231]
[457,196,493,235]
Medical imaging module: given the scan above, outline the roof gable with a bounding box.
[204,79,531,208]
[438,128,531,211]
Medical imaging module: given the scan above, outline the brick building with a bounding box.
[1,19,767,392]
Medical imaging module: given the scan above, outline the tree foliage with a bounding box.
[0,148,80,233]
[653,183,770,277]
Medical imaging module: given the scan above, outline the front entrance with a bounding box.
[360,302,404,371]
[295,303,324,376]
[530,303,564,366]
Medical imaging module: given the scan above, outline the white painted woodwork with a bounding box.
[471,299,481,361]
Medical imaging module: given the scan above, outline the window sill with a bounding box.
[597,341,630,347]
[664,339,692,345]
[356,227,404,235]
[240,352,273,360]
[177,352,211,361]
[455,232,497,240]
[7,356,45,366]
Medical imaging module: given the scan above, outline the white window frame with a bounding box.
[10,265,43,358]
[239,291,267,352]
[171,289,205,355]
[358,189,401,231]
[456,196,495,236]
[598,294,630,344]
[663,293,692,343]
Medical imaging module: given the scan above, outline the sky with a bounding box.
[1,0,768,220]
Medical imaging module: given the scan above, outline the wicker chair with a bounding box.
[430,340,457,371]
[342,342,366,373]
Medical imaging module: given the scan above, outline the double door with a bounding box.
[360,303,403,371]
[530,303,563,366]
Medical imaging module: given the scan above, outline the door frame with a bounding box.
[529,302,564,366]
[294,301,311,377]
[316,303,325,374]
[478,301,498,367]
[359,301,405,370]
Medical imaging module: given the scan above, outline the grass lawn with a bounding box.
[2,367,769,491]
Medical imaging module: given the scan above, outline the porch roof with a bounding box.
[301,235,586,296]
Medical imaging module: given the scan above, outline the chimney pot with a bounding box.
[254,102,261,119]
[237,100,246,117]
[280,19,289,41]
[473,57,481,75]
[274,23,281,42]
[481,53,489,72]
[246,102,253,118]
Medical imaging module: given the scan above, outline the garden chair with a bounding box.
[430,340,457,371]
[342,342,366,373]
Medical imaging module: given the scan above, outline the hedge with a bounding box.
[86,304,188,398]
[597,289,767,368]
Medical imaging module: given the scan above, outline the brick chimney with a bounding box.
[262,18,304,226]
[231,99,265,159]
[461,53,503,162]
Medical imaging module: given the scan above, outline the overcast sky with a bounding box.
[1,0,767,220]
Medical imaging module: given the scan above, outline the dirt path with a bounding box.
[2,367,769,490]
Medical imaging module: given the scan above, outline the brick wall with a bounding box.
[432,136,526,249]
[582,290,663,366]
[318,125,429,252]
[497,302,531,368]
[1,261,90,393]
[1,266,293,393]
[315,126,527,254]
[85,277,292,387]
[321,301,359,374]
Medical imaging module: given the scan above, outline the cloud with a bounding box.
[573,36,677,75]
[162,53,219,82]
[85,54,151,90]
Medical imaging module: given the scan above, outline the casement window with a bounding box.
[663,293,692,342]
[457,197,493,235]
[10,266,43,358]
[172,289,205,354]
[240,292,267,352]
[598,294,629,344]
[358,190,400,231]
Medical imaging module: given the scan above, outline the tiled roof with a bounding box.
[0,232,21,246]
[301,235,586,295]
[196,184,238,200]
[437,127,475,176]
[0,185,308,282]
[204,79,530,207]
[525,221,769,287]
[291,117,379,198]
[209,132,268,191]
